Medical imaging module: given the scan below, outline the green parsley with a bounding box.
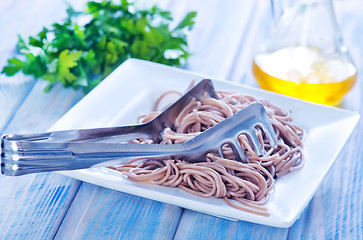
[2,0,197,93]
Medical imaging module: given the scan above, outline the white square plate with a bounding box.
[54,59,360,228]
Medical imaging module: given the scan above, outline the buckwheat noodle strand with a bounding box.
[110,88,304,216]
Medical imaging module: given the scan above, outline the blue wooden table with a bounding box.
[0,0,362,239]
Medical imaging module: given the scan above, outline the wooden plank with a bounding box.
[0,81,84,239]
[290,126,363,240]
[170,0,256,80]
[0,75,34,133]
[0,173,81,239]
[54,182,182,240]
[227,0,272,87]
[174,210,288,240]
[2,81,84,134]
[0,1,88,238]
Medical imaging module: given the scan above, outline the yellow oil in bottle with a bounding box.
[252,46,357,106]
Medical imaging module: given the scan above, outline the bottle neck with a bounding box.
[268,0,343,56]
[271,0,333,22]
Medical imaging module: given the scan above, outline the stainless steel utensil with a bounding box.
[1,80,277,176]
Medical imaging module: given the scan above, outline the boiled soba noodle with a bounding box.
[110,87,304,216]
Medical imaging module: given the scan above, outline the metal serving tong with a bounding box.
[1,79,278,176]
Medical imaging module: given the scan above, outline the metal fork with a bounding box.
[1,80,278,176]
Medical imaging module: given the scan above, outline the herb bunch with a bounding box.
[2,0,196,93]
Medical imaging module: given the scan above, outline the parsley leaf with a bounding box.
[1,58,25,76]
[57,50,82,85]
[1,0,197,93]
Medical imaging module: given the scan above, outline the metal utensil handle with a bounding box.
[1,123,152,144]
[1,142,189,176]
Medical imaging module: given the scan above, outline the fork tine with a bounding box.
[218,146,225,159]
[230,140,246,162]
[259,123,278,149]
[245,130,263,156]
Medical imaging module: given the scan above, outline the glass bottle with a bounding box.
[252,0,357,106]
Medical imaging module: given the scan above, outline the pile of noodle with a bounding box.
[110,88,304,216]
